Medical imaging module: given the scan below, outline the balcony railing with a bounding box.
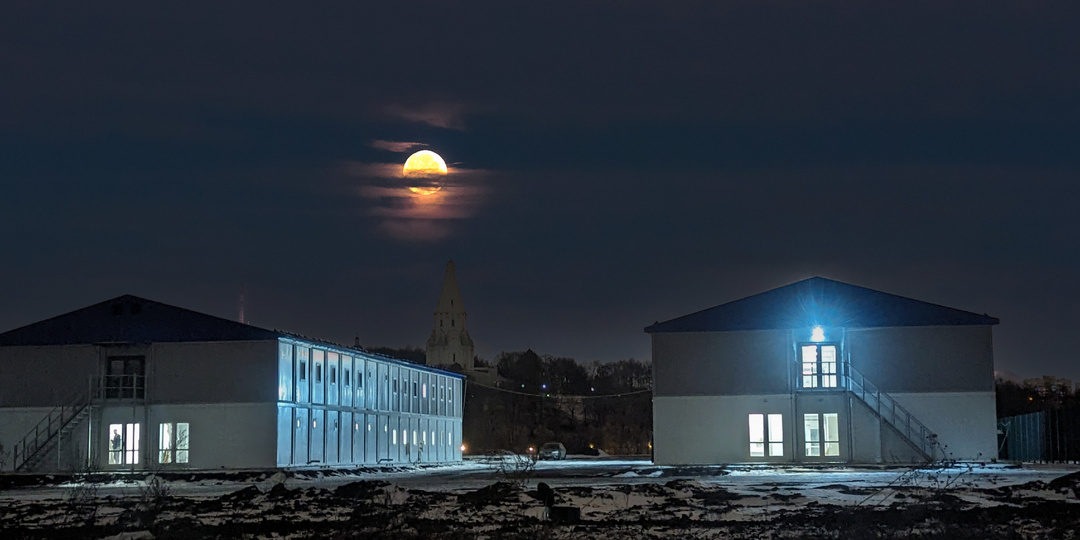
[95,374,146,400]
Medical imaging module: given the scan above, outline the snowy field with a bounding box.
[2,458,1079,539]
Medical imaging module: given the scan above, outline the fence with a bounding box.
[998,407,1080,462]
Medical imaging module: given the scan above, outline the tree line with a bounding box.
[372,346,652,455]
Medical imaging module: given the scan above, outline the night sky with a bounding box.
[3,2,1078,381]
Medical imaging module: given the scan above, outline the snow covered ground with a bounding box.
[2,459,1078,538]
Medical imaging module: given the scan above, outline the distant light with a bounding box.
[590,387,595,392]
[460,444,467,453]
[811,326,826,342]
[541,383,547,390]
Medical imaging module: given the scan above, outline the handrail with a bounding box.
[845,364,939,460]
[94,374,147,400]
[11,374,149,471]
[12,388,91,472]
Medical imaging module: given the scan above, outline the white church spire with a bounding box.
[426,260,475,370]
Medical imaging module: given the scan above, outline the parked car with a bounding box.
[538,442,567,460]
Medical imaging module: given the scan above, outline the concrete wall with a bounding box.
[0,406,90,471]
[150,341,278,404]
[0,340,279,407]
[0,345,99,406]
[889,392,998,461]
[846,326,995,394]
[653,395,794,465]
[97,403,278,471]
[652,330,793,397]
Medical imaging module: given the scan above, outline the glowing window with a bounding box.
[749,414,783,457]
[804,413,841,457]
[801,344,839,389]
[158,422,190,464]
[108,423,141,465]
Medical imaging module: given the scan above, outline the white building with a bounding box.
[646,277,999,465]
[0,295,464,473]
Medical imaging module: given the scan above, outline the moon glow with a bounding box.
[403,150,448,195]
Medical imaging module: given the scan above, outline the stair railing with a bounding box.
[845,364,940,461]
[12,388,91,472]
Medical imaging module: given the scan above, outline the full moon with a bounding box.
[402,150,447,195]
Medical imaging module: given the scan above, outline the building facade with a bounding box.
[646,277,999,465]
[0,295,464,473]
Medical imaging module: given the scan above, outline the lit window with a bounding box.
[108,423,141,465]
[748,414,784,457]
[801,344,839,389]
[801,345,819,389]
[422,384,427,398]
[804,413,840,457]
[749,414,765,457]
[393,429,397,445]
[158,422,190,464]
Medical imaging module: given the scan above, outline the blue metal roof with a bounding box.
[644,277,999,333]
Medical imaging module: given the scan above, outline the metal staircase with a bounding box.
[844,364,941,462]
[12,389,92,472]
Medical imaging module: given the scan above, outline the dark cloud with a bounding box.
[1,1,1078,380]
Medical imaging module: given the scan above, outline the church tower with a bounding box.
[426,260,475,370]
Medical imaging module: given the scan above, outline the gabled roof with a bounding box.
[0,295,282,346]
[645,277,999,334]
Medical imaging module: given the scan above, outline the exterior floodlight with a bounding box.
[811,326,826,342]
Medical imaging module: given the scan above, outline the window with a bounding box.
[315,363,322,384]
[158,422,190,464]
[804,413,840,457]
[801,344,838,389]
[345,369,350,387]
[105,355,146,399]
[413,381,418,397]
[748,414,784,457]
[299,360,307,381]
[422,383,427,398]
[108,423,140,465]
[330,366,337,385]
[358,371,364,388]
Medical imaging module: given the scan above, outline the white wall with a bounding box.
[99,403,278,471]
[889,392,998,461]
[654,395,795,465]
